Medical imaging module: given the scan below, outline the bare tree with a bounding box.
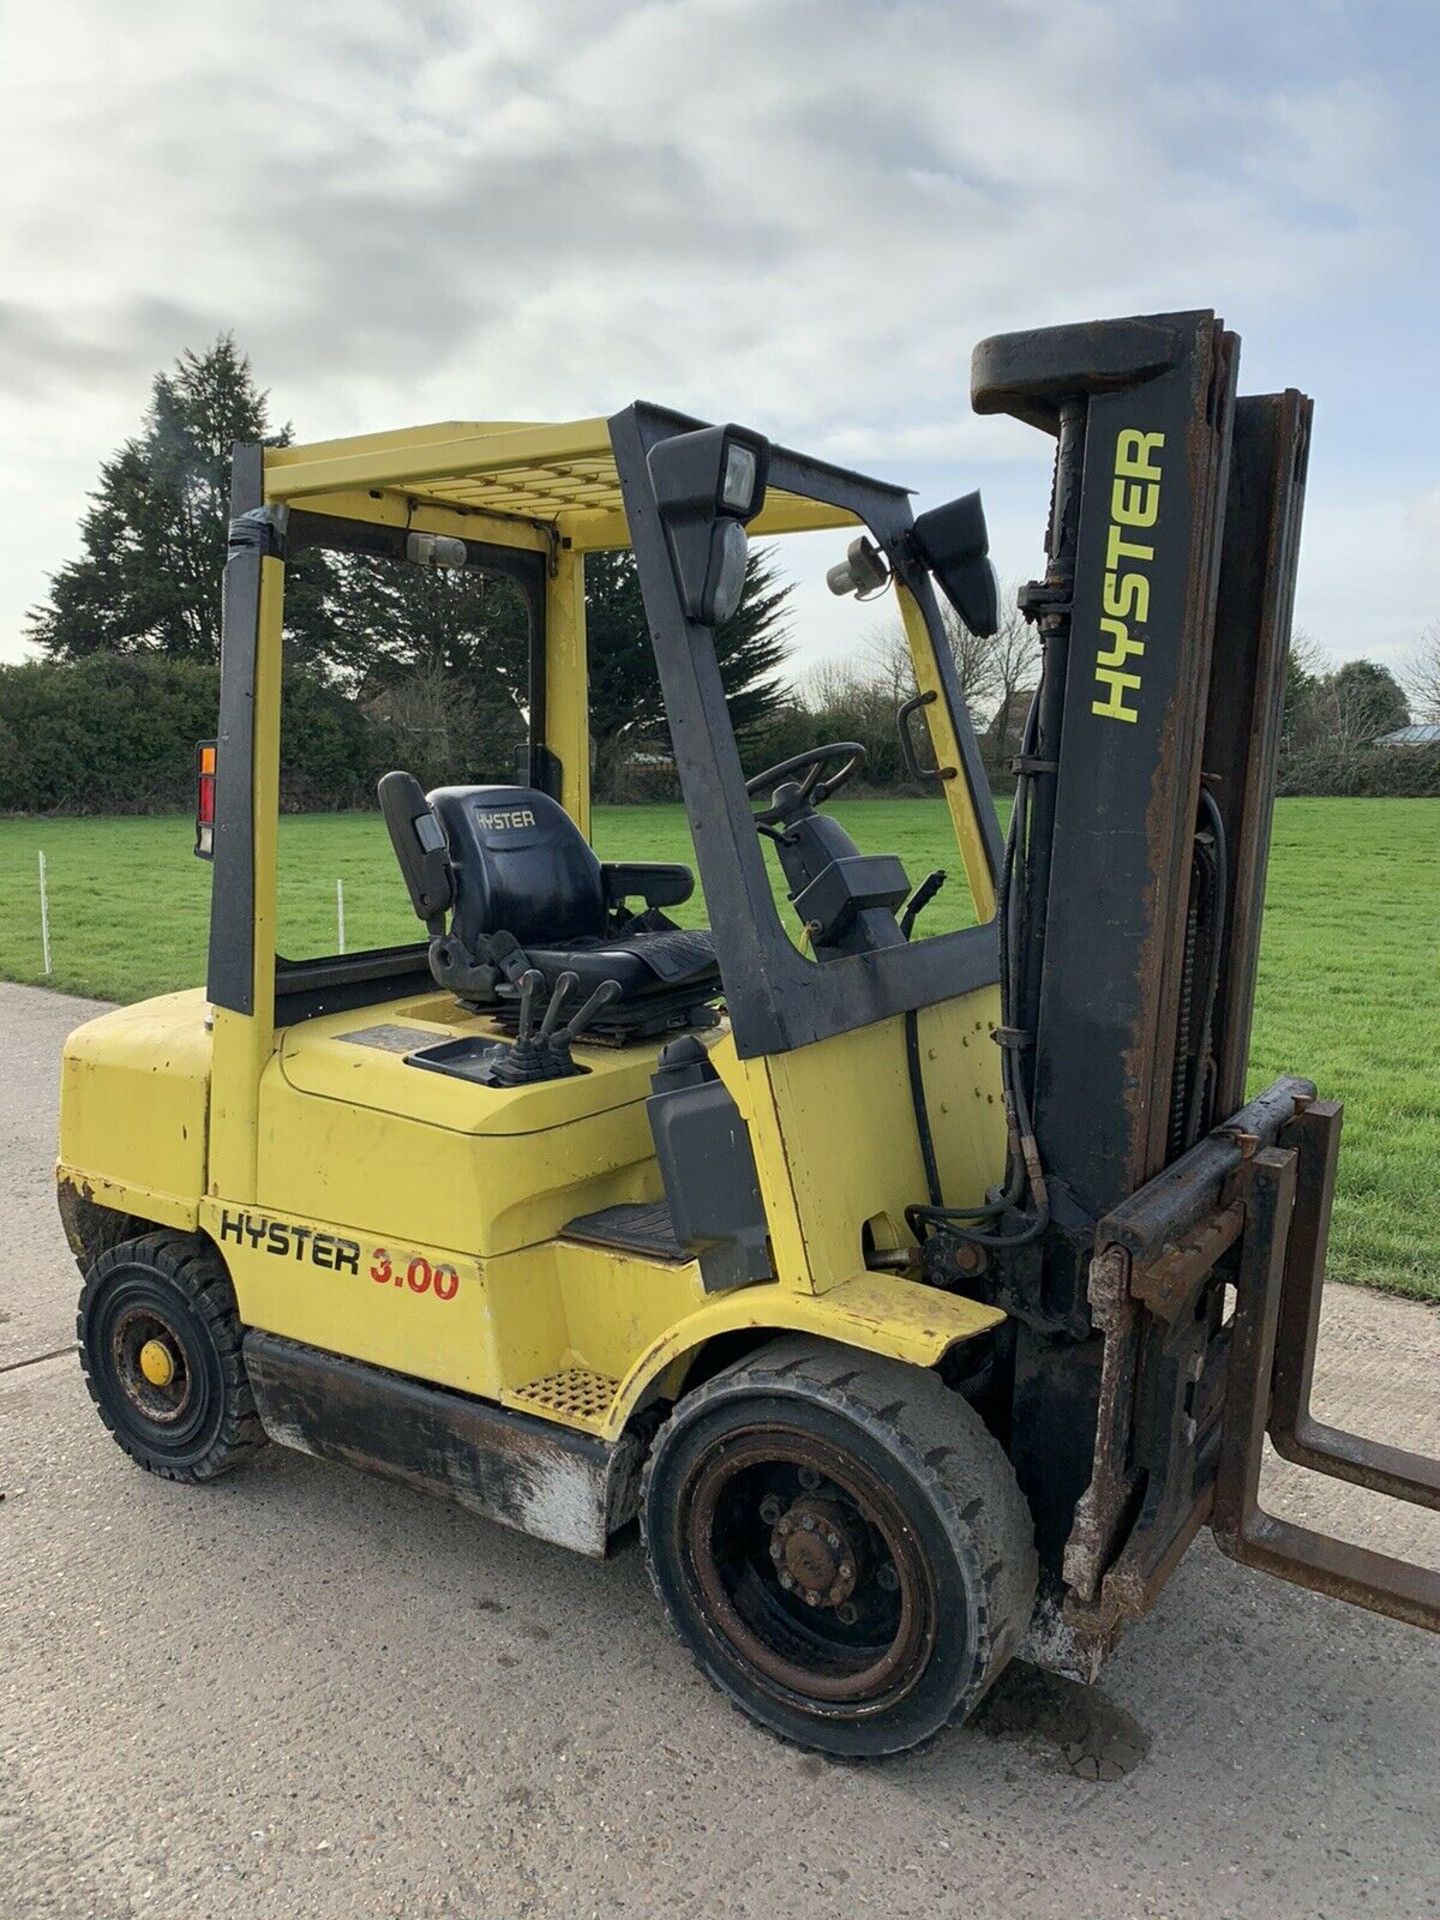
[986,599,1041,726]
[1288,627,1328,681]
[939,606,1001,718]
[1402,624,1440,723]
[861,621,918,705]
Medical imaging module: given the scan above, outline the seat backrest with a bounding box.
[428,785,608,948]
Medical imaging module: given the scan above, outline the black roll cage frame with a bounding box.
[210,408,1005,1053]
[609,400,1003,1061]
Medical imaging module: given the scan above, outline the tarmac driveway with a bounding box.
[3,981,1437,1919]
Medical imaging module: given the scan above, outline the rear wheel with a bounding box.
[77,1231,265,1482]
[641,1337,1036,1756]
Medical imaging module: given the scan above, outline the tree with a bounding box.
[1281,627,1328,751]
[585,545,793,797]
[1321,658,1410,745]
[1402,624,1440,724]
[974,598,1041,779]
[311,554,532,783]
[30,337,334,665]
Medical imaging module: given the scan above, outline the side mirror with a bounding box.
[912,491,1000,638]
[647,425,770,625]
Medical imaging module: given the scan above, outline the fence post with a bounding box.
[336,878,346,955]
[39,851,52,976]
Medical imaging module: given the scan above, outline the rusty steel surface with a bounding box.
[1211,1143,1440,1633]
[243,1329,634,1558]
[1205,391,1313,1116]
[1062,1079,1314,1627]
[683,1427,934,1706]
[1129,1201,1243,1323]
[1269,1102,1440,1512]
[1094,1075,1312,1260]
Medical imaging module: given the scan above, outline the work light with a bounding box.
[720,441,758,514]
[406,531,468,569]
[647,424,770,626]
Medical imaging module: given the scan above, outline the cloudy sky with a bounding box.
[3,0,1437,677]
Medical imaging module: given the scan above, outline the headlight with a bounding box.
[720,441,758,514]
[646,423,770,626]
[705,518,750,626]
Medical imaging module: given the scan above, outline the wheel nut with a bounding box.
[877,1563,899,1591]
[838,1564,852,1582]
[778,1570,794,1590]
[836,1602,859,1626]
[759,1494,783,1525]
[769,1538,783,1560]
[801,1515,817,1532]
[825,1533,840,1551]
[804,1590,821,1607]
[798,1467,821,1491]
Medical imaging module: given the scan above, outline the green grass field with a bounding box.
[1,798,1436,1300]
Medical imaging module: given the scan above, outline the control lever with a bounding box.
[515,968,543,1041]
[488,969,549,1085]
[537,971,578,1046]
[487,971,619,1086]
[549,978,623,1071]
[900,868,947,940]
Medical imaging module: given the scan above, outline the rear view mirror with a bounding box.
[912,491,1000,638]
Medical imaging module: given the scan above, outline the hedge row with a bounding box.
[3,656,1437,813]
[0,655,395,814]
[1275,743,1440,799]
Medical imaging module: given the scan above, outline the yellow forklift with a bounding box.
[58,309,1439,1755]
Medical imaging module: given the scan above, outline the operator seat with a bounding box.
[379,773,721,1035]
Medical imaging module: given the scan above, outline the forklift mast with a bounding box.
[972,312,1305,1289]
[962,312,1437,1663]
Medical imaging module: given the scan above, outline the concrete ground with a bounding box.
[3,979,1437,1920]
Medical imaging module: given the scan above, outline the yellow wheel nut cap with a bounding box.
[139,1337,176,1388]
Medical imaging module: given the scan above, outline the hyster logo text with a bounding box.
[1092,428,1164,725]
[218,1210,360,1273]
[476,808,536,831]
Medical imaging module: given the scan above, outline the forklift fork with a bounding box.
[1063,1081,1440,1667]
[1211,1100,1440,1630]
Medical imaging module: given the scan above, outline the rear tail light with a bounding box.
[195,740,217,859]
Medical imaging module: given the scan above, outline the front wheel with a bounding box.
[77,1230,266,1483]
[641,1337,1036,1757]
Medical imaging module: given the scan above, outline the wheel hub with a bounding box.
[138,1336,177,1388]
[769,1496,861,1608]
[112,1305,192,1425]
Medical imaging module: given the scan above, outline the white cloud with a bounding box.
[1,0,1434,661]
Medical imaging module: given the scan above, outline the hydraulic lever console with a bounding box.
[485,970,624,1086]
[405,969,623,1089]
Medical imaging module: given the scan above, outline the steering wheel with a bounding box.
[744,742,866,828]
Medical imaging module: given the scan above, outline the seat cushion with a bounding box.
[527,928,719,998]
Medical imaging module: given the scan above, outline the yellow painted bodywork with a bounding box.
[58,989,211,1232]
[57,412,1012,1492]
[898,583,998,922]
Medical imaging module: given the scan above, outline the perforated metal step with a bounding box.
[561,1201,689,1263]
[508,1367,618,1426]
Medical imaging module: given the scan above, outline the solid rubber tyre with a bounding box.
[641,1336,1037,1757]
[77,1230,265,1483]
